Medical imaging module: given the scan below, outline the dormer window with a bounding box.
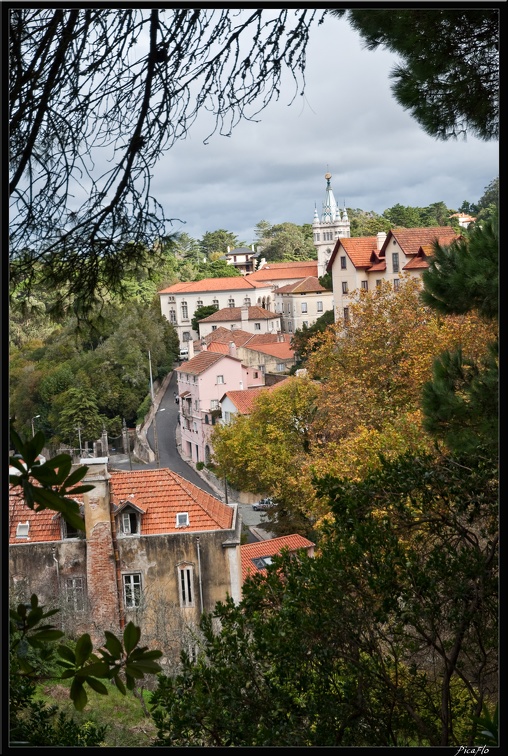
[176,512,189,528]
[121,510,139,535]
[16,522,29,539]
[62,519,84,539]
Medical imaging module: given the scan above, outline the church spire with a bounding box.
[321,172,338,223]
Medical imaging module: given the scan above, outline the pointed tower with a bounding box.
[312,172,350,277]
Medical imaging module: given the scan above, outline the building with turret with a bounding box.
[312,172,350,277]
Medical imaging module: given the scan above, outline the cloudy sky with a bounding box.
[149,11,498,245]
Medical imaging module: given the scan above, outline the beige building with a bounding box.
[9,460,242,667]
[327,226,459,324]
[275,276,333,334]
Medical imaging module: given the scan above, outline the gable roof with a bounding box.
[240,534,314,582]
[175,350,235,376]
[221,382,288,415]
[109,468,233,532]
[327,236,378,272]
[383,226,458,257]
[276,276,328,294]
[199,305,277,323]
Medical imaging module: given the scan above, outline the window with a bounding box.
[254,371,258,378]
[342,281,348,294]
[211,325,217,331]
[343,307,350,323]
[169,309,176,324]
[392,253,399,273]
[205,414,209,424]
[340,256,347,270]
[288,322,293,332]
[183,332,190,342]
[244,297,251,306]
[277,363,285,372]
[178,565,194,607]
[210,399,219,410]
[252,556,273,569]
[317,301,323,312]
[62,517,83,539]
[393,279,400,291]
[376,279,382,288]
[176,512,189,528]
[228,298,235,307]
[194,399,199,410]
[181,301,188,319]
[361,280,368,291]
[16,522,29,539]
[254,322,261,330]
[168,295,175,302]
[196,299,203,307]
[212,298,219,307]
[120,511,139,535]
[324,231,333,241]
[216,375,224,384]
[65,577,85,612]
[302,321,309,327]
[301,302,307,313]
[224,411,231,423]
[123,573,142,608]
[314,232,320,242]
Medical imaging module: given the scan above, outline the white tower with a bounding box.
[313,172,350,277]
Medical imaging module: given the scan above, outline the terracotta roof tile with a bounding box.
[109,468,233,533]
[159,277,257,295]
[240,534,314,582]
[244,342,295,359]
[199,305,276,323]
[246,262,318,282]
[222,384,283,415]
[386,226,458,256]
[175,351,232,375]
[276,276,327,294]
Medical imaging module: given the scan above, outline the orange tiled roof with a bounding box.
[244,333,292,346]
[276,276,327,294]
[175,350,233,376]
[246,262,318,282]
[368,260,387,272]
[244,341,295,359]
[386,226,458,257]
[158,277,258,295]
[240,534,314,582]
[207,342,230,355]
[9,488,64,543]
[199,305,276,323]
[109,468,233,533]
[221,383,286,415]
[326,236,378,272]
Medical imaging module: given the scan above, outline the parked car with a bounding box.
[252,497,275,511]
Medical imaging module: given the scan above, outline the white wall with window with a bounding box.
[123,573,142,608]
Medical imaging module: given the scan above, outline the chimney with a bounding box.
[377,232,387,251]
[229,341,237,358]
[201,339,207,352]
[82,460,121,641]
[227,245,230,253]
[241,306,249,325]
[239,380,243,390]
[188,339,195,359]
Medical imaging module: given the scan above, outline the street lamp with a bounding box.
[31,415,41,436]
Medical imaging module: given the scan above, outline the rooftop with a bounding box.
[240,534,315,582]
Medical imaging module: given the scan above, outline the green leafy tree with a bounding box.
[199,229,241,258]
[257,222,316,262]
[290,309,335,365]
[348,208,391,237]
[383,203,424,228]
[195,259,242,280]
[150,451,497,747]
[333,9,498,141]
[421,217,498,456]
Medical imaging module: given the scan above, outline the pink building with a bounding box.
[176,350,265,465]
